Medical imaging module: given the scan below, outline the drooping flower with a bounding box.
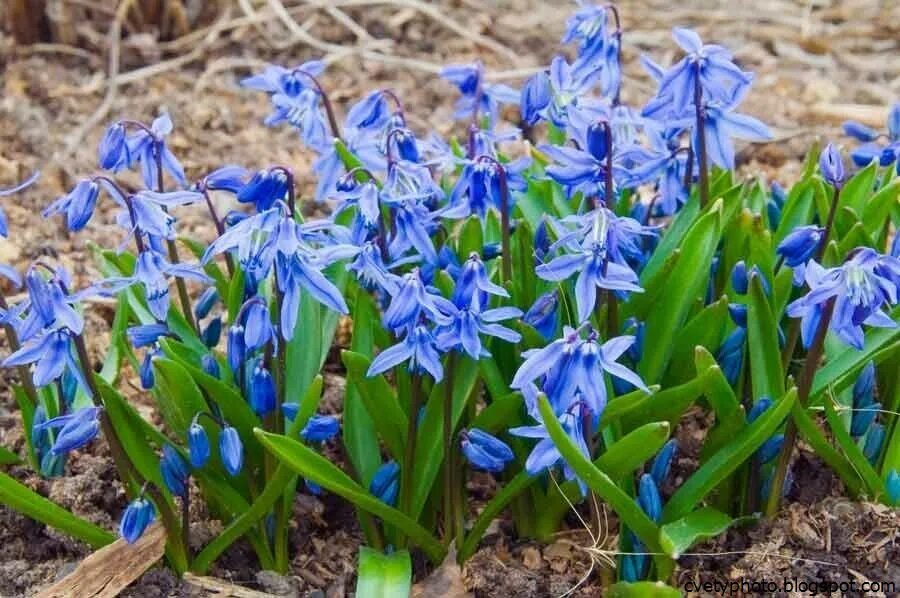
[188,418,211,468]
[119,497,155,544]
[460,428,514,473]
[32,406,102,455]
[219,425,243,476]
[435,299,522,360]
[132,249,212,322]
[301,415,341,443]
[381,269,455,332]
[43,179,99,232]
[369,460,400,506]
[160,444,190,497]
[843,103,900,170]
[367,324,444,382]
[441,61,519,125]
[102,114,187,189]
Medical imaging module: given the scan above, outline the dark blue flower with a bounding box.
[242,301,276,352]
[853,362,876,410]
[248,366,276,416]
[119,497,155,544]
[188,419,210,468]
[194,288,219,320]
[237,169,289,211]
[160,444,189,496]
[219,425,243,476]
[886,470,900,505]
[758,434,784,464]
[435,301,522,360]
[369,460,400,506]
[132,249,212,322]
[520,70,551,125]
[778,225,824,272]
[460,428,514,472]
[197,165,249,194]
[451,253,509,309]
[127,323,170,348]
[381,269,455,332]
[717,328,746,385]
[98,123,128,170]
[524,291,560,339]
[226,324,246,374]
[844,103,900,169]
[201,353,220,379]
[139,348,158,389]
[301,414,340,443]
[637,473,662,523]
[649,439,677,486]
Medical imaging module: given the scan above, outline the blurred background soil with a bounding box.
[1,1,899,595]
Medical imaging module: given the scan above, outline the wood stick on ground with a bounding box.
[34,523,166,598]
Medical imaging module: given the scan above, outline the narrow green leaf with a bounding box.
[659,507,735,558]
[663,387,797,522]
[639,200,723,383]
[471,392,523,435]
[537,396,664,557]
[0,472,114,549]
[823,396,886,500]
[0,446,21,465]
[663,297,728,386]
[343,350,408,463]
[838,161,878,217]
[356,548,412,598]
[862,179,900,241]
[256,430,445,564]
[747,274,784,400]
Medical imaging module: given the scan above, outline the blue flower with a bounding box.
[786,249,899,349]
[460,428,514,473]
[227,325,246,374]
[637,473,662,523]
[853,362,876,410]
[127,323,170,348]
[116,114,187,189]
[536,210,645,323]
[219,425,243,476]
[34,406,102,456]
[511,326,647,424]
[196,165,249,194]
[122,190,204,242]
[777,225,824,270]
[301,415,340,443]
[523,56,601,128]
[119,497,155,544]
[242,300,276,352]
[450,253,509,308]
[649,438,677,486]
[248,366,276,416]
[819,142,845,187]
[524,291,560,339]
[43,179,99,232]
[369,461,400,506]
[509,402,591,495]
[139,348,158,389]
[160,444,189,496]
[201,354,220,378]
[3,329,90,392]
[644,28,752,119]
[886,470,900,505]
[688,87,771,170]
[188,419,210,468]
[98,123,127,170]
[367,324,444,382]
[435,300,522,360]
[0,171,39,237]
[237,169,289,211]
[440,61,519,125]
[716,327,746,385]
[194,288,219,320]
[241,61,325,96]
[381,269,455,332]
[844,103,900,170]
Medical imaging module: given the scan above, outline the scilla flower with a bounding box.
[0,171,39,236]
[843,103,900,170]
[43,179,99,232]
[301,415,340,443]
[440,61,519,125]
[160,444,189,497]
[33,406,102,456]
[119,497,155,544]
[819,142,845,187]
[188,418,211,468]
[460,428,514,473]
[367,324,444,382]
[219,425,243,476]
[370,461,400,506]
[132,249,212,321]
[787,249,899,349]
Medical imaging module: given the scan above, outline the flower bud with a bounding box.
[863,423,884,465]
[201,316,222,348]
[886,469,900,506]
[524,291,559,340]
[747,398,773,424]
[194,287,219,320]
[227,325,246,374]
[731,261,749,295]
[119,497,155,544]
[853,362,876,410]
[649,439,677,486]
[201,354,221,379]
[300,415,341,443]
[757,434,784,464]
[460,428,514,473]
[777,225,823,267]
[160,444,189,496]
[369,461,400,506]
[637,473,662,523]
[248,366,276,416]
[219,425,243,476]
[98,122,127,170]
[819,143,845,187]
[850,402,879,438]
[728,303,747,328]
[188,420,210,468]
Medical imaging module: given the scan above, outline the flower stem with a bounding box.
[765,297,835,518]
[200,188,234,276]
[292,69,342,142]
[400,373,423,536]
[497,164,512,284]
[443,352,456,545]
[693,64,709,209]
[0,294,38,404]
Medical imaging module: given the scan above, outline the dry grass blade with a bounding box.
[183,573,283,597]
[34,523,167,598]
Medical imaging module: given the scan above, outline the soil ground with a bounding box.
[1,1,899,596]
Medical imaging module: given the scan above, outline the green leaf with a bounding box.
[256,430,445,563]
[659,507,735,558]
[823,396,886,500]
[663,387,797,522]
[0,446,21,465]
[616,373,708,433]
[537,396,667,566]
[774,179,817,244]
[190,378,323,573]
[152,358,210,436]
[0,472,115,549]
[410,357,480,521]
[471,392,523,434]
[342,350,408,463]
[607,582,681,598]
[639,199,723,383]
[862,179,900,241]
[356,548,412,598]
[100,298,130,384]
[696,349,746,461]
[456,215,484,260]
[838,161,878,218]
[747,274,784,401]
[663,297,728,386]
[343,288,382,486]
[13,386,38,469]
